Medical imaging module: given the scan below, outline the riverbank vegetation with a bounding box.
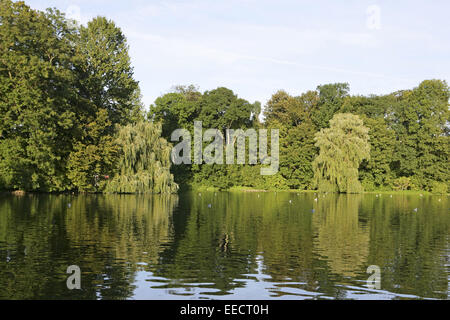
[0,1,176,193]
[0,1,449,194]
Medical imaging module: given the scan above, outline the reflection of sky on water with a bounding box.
[131,254,429,300]
[132,270,430,300]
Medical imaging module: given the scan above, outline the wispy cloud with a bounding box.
[126,28,406,81]
[25,0,450,106]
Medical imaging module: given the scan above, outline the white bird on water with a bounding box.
[413,208,418,212]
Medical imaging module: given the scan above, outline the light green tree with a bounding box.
[105,121,178,194]
[313,113,370,193]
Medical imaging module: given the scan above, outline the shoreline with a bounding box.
[3,188,447,196]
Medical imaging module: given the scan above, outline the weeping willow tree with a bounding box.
[105,122,178,194]
[313,113,370,193]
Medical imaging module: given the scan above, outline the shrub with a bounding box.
[361,179,376,192]
[393,177,414,191]
[431,181,447,195]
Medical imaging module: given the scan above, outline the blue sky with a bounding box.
[26,0,450,108]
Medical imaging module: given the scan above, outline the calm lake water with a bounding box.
[0,192,448,300]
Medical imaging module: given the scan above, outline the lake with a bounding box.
[0,192,448,300]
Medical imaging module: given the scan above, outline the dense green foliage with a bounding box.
[151,81,448,193]
[104,121,178,194]
[1,1,448,194]
[149,85,262,189]
[0,1,79,191]
[313,113,370,193]
[0,0,172,193]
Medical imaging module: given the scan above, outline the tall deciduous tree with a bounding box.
[66,109,119,192]
[199,87,259,134]
[66,16,142,191]
[313,113,370,193]
[264,90,319,190]
[76,16,139,125]
[279,120,317,189]
[312,83,350,129]
[392,80,449,190]
[358,116,396,190]
[264,90,319,127]
[0,1,78,191]
[150,90,200,139]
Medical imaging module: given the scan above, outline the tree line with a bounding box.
[150,81,449,194]
[1,1,448,194]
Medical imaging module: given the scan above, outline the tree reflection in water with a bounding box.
[0,192,448,299]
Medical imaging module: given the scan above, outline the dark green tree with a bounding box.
[76,16,139,125]
[0,1,79,191]
[67,109,119,192]
[312,83,350,129]
[391,80,449,190]
[264,90,319,189]
[358,116,396,190]
[199,87,259,132]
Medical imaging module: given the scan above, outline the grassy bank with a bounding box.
[189,185,448,195]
